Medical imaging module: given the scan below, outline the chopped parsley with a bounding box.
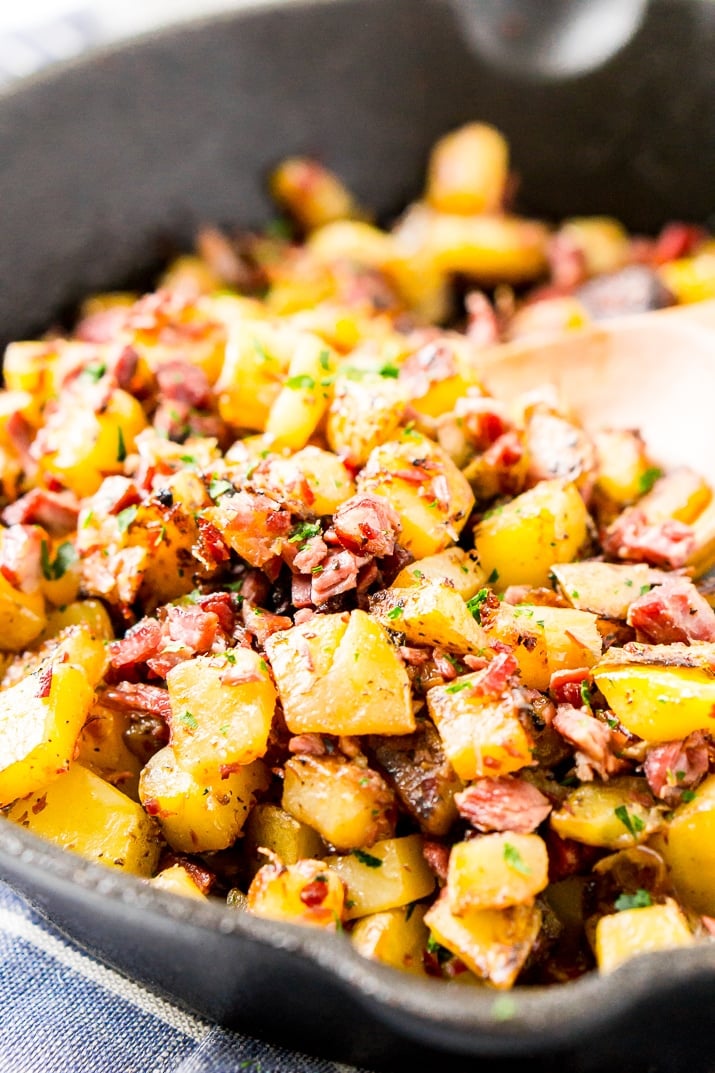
[259,659,268,674]
[319,350,331,371]
[288,521,321,548]
[638,466,663,496]
[40,540,77,582]
[378,362,400,378]
[580,680,592,708]
[445,680,472,694]
[503,842,531,875]
[116,505,138,534]
[208,478,235,500]
[179,710,198,730]
[614,804,646,838]
[466,588,489,623]
[285,373,316,390]
[491,995,517,1022]
[487,568,500,584]
[386,605,404,620]
[681,789,697,803]
[116,427,127,463]
[82,361,106,382]
[352,849,382,868]
[614,889,652,911]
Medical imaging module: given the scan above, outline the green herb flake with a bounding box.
[208,478,234,501]
[488,568,500,584]
[638,466,664,496]
[614,888,652,911]
[412,569,425,580]
[639,584,652,596]
[288,521,321,548]
[614,804,646,838]
[503,842,531,875]
[259,659,268,674]
[570,589,580,600]
[681,789,697,803]
[116,505,138,535]
[580,680,592,708]
[224,651,237,665]
[606,716,619,730]
[264,216,293,241]
[82,362,107,382]
[466,587,489,623]
[179,454,197,465]
[491,995,517,1023]
[445,680,472,694]
[285,373,316,391]
[311,565,324,575]
[81,511,94,529]
[319,350,331,371]
[352,849,382,869]
[116,427,127,463]
[219,724,230,737]
[625,578,634,587]
[386,605,404,620]
[378,362,400,378]
[179,710,198,731]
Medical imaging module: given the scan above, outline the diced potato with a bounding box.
[426,676,533,781]
[391,547,486,599]
[265,334,337,449]
[0,657,95,806]
[369,583,486,653]
[76,704,143,801]
[282,755,394,851]
[593,430,651,507]
[484,604,602,692]
[256,446,356,516]
[270,157,364,230]
[215,321,293,431]
[248,857,346,929]
[204,490,286,569]
[6,762,160,876]
[326,372,407,466]
[447,834,549,912]
[366,719,463,837]
[124,499,201,607]
[265,610,414,736]
[1,625,108,693]
[593,658,715,742]
[426,122,508,216]
[688,498,715,577]
[138,746,269,853]
[351,904,429,974]
[560,217,630,276]
[358,430,475,558]
[636,467,711,525]
[39,387,147,498]
[656,774,715,914]
[40,599,114,644]
[325,834,435,919]
[550,777,662,850]
[243,802,325,881]
[40,543,82,609]
[424,893,542,989]
[167,651,276,776]
[550,561,665,620]
[150,864,207,900]
[0,571,46,652]
[394,203,548,284]
[3,340,95,404]
[659,251,715,305]
[474,479,589,589]
[595,900,694,974]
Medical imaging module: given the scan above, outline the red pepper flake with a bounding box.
[299,878,329,907]
[36,665,53,699]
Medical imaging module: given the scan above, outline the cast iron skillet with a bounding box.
[2,1,715,1069]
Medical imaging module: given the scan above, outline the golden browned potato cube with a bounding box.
[485,604,602,691]
[560,217,630,276]
[243,803,325,881]
[550,777,662,850]
[326,372,407,467]
[391,547,486,600]
[424,893,542,989]
[215,320,292,431]
[325,834,435,919]
[0,572,46,652]
[124,499,200,607]
[270,157,364,231]
[265,610,414,736]
[550,561,664,621]
[282,755,395,851]
[427,677,533,781]
[637,467,711,525]
[447,833,549,912]
[595,900,694,974]
[40,599,114,645]
[426,123,508,215]
[167,651,276,776]
[593,658,715,742]
[0,657,95,807]
[139,746,269,853]
[358,430,475,558]
[656,774,715,915]
[265,334,337,450]
[150,864,207,900]
[474,479,589,590]
[6,762,160,876]
[593,429,652,507]
[257,446,356,517]
[247,857,346,929]
[660,250,715,304]
[369,582,486,653]
[350,904,429,975]
[425,673,532,785]
[76,704,143,801]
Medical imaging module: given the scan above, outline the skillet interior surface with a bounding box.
[2,0,715,1068]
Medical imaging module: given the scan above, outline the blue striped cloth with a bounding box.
[0,879,370,1073]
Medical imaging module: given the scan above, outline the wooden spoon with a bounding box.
[477,299,715,482]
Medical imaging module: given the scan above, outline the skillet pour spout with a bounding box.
[2,1,715,1069]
